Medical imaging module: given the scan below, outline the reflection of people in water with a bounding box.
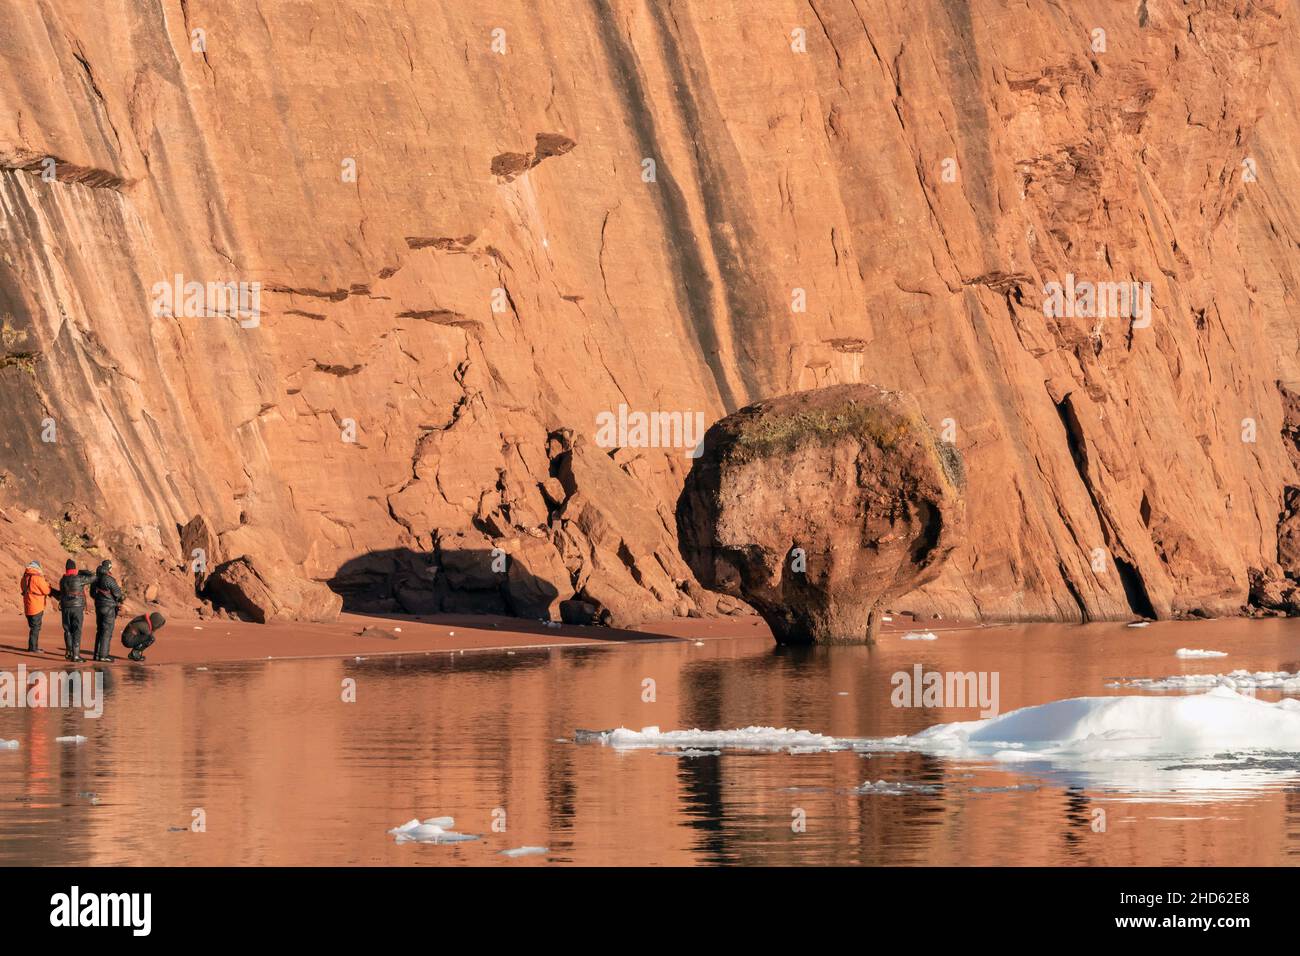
[121,612,166,662]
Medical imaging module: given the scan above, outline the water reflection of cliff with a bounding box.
[0,620,1297,865]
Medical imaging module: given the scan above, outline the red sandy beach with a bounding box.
[0,611,954,669]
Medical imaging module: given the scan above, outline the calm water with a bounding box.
[3,618,1300,866]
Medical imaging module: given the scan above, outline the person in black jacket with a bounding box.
[120,612,165,662]
[57,559,97,663]
[91,560,125,662]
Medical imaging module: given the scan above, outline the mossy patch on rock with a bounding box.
[730,398,916,464]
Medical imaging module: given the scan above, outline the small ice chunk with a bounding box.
[499,846,549,858]
[388,816,478,844]
[656,748,721,757]
[902,631,938,641]
[56,735,87,744]
[1175,648,1228,659]
[393,627,402,633]
[1127,621,1151,628]
[855,780,941,795]
[0,739,18,750]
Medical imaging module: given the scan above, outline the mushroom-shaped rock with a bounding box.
[677,384,965,644]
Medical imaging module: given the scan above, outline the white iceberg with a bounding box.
[388,817,478,844]
[901,631,938,641]
[858,687,1300,799]
[1175,648,1228,659]
[862,687,1300,759]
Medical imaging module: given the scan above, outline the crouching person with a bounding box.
[121,612,165,662]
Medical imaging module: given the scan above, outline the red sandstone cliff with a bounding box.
[2,0,1300,623]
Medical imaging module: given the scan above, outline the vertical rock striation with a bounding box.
[0,1,1298,623]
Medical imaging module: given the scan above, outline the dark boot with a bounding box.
[128,647,144,662]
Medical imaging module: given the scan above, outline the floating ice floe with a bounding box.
[902,631,938,641]
[862,687,1300,760]
[1175,648,1228,659]
[579,725,847,753]
[388,817,479,844]
[1127,621,1152,628]
[857,686,1300,801]
[858,686,1300,799]
[580,688,1300,798]
[1108,670,1300,692]
[499,846,548,858]
[55,735,87,744]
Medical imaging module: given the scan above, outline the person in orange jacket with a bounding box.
[19,561,53,653]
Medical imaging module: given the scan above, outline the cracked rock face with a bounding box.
[2,1,1300,624]
[677,385,965,644]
